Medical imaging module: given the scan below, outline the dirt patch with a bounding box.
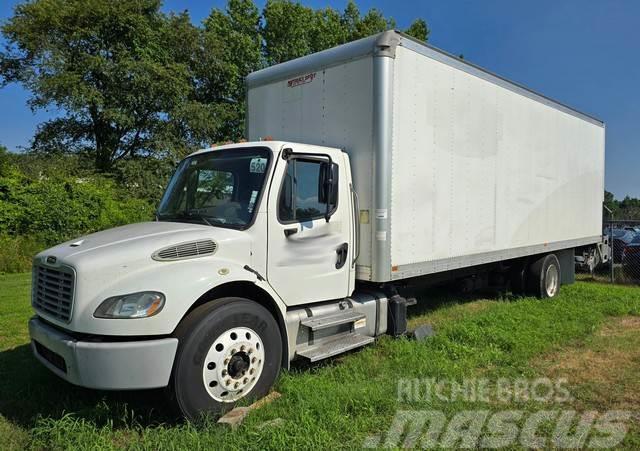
[534,316,640,411]
[598,316,640,336]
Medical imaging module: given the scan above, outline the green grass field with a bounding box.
[1,273,639,450]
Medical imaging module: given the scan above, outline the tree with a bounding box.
[0,144,10,176]
[0,0,196,170]
[260,0,429,65]
[405,18,430,42]
[196,0,263,142]
[1,0,430,170]
[604,190,640,220]
[201,0,431,140]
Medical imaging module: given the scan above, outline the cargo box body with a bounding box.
[246,31,605,283]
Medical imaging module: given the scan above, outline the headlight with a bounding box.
[94,291,165,319]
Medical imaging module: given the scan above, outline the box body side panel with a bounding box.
[390,45,605,273]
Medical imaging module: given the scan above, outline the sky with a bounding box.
[1,0,638,199]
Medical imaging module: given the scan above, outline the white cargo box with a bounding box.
[246,31,605,283]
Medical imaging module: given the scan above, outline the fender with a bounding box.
[183,276,291,368]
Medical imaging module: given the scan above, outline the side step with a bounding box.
[300,310,365,331]
[297,333,374,362]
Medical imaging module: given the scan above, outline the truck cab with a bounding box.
[29,141,374,420]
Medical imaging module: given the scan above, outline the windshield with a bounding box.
[157,147,271,229]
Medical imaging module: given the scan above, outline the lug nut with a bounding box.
[248,348,253,354]
[224,358,229,365]
[226,379,231,386]
[243,378,248,384]
[251,357,257,363]
[240,345,246,352]
[231,348,236,354]
[234,382,239,389]
[249,368,254,375]
[221,369,227,376]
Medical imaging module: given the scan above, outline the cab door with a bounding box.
[266,146,353,306]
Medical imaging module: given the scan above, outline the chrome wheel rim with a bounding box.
[202,326,264,402]
[545,264,559,297]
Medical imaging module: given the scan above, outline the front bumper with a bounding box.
[29,316,178,390]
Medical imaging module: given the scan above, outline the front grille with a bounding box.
[33,264,75,322]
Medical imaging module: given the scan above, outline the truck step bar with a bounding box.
[300,310,365,331]
[297,333,374,362]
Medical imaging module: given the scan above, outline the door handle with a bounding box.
[284,228,298,237]
[335,243,349,269]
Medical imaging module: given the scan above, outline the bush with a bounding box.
[0,153,158,272]
[0,234,44,273]
[0,172,154,244]
[111,157,175,206]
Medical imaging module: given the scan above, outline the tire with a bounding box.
[509,260,528,296]
[168,297,282,421]
[527,253,561,298]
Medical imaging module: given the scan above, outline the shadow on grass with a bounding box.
[290,285,521,374]
[0,286,520,428]
[0,344,178,429]
[406,284,520,319]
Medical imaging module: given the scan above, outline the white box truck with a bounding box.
[29,31,605,419]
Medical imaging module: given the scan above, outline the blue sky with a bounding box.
[1,1,638,198]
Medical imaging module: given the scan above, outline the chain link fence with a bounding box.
[577,220,640,285]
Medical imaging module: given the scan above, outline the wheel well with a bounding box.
[182,281,289,368]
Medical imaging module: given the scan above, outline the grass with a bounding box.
[1,273,640,449]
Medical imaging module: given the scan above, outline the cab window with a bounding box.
[278,158,338,223]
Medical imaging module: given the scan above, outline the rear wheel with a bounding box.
[528,253,561,298]
[169,298,282,420]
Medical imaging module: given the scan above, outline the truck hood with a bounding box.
[35,221,249,270]
[32,221,256,334]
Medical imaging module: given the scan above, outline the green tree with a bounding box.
[260,0,429,65]
[197,0,263,142]
[0,144,10,176]
[2,0,430,170]
[405,18,430,42]
[604,190,617,215]
[205,0,430,138]
[0,0,196,170]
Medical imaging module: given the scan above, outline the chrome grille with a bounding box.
[152,240,217,261]
[32,265,75,322]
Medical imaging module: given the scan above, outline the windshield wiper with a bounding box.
[198,215,213,227]
[157,210,214,227]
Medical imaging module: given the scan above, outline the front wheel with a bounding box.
[169,298,282,420]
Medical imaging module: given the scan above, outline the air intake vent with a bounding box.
[152,240,217,261]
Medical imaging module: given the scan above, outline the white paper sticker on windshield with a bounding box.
[248,190,258,213]
[250,157,267,173]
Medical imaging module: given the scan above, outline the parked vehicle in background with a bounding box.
[575,232,610,273]
[28,31,605,420]
[622,235,640,280]
[611,229,636,261]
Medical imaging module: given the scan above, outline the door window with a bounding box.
[278,158,338,222]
